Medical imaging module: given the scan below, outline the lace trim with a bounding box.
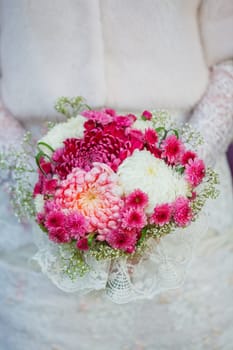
[32,213,208,304]
[190,61,233,166]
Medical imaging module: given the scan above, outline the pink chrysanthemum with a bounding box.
[125,189,149,209]
[82,110,115,125]
[67,212,88,239]
[106,228,138,253]
[76,238,89,251]
[185,158,205,187]
[173,196,192,227]
[142,110,153,120]
[45,210,66,230]
[161,135,184,164]
[115,114,137,127]
[121,208,147,229]
[181,150,197,165]
[49,226,70,243]
[145,128,158,145]
[43,179,58,194]
[150,203,172,226]
[54,163,123,238]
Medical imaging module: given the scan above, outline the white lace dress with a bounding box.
[0,59,233,350]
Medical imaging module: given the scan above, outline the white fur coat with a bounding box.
[0,0,233,121]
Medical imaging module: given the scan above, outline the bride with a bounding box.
[0,1,233,349]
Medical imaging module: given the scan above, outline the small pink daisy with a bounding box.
[43,179,58,194]
[121,208,147,229]
[185,158,205,187]
[106,228,138,253]
[45,210,66,230]
[181,150,197,165]
[173,196,192,227]
[67,212,88,239]
[125,189,149,209]
[161,135,184,164]
[48,227,70,243]
[115,114,136,127]
[150,203,172,226]
[145,128,158,145]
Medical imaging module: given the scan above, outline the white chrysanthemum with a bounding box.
[132,119,153,132]
[117,150,189,214]
[34,194,45,213]
[39,115,86,156]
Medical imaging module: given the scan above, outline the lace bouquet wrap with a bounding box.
[0,98,219,304]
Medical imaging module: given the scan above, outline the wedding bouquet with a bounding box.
[0,97,219,303]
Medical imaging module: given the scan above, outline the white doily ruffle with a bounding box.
[32,213,208,304]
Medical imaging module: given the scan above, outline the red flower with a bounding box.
[76,238,89,251]
[125,189,149,209]
[142,110,153,120]
[106,228,138,253]
[173,197,192,227]
[49,227,70,243]
[121,208,147,229]
[161,135,184,164]
[67,212,88,239]
[185,158,205,187]
[53,124,143,178]
[45,210,66,229]
[145,128,158,145]
[115,114,136,127]
[150,203,172,226]
[43,179,58,194]
[181,150,197,165]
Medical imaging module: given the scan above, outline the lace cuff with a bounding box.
[189,60,233,166]
[0,100,24,150]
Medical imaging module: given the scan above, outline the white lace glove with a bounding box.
[189,60,233,167]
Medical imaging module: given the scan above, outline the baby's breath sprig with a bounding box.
[0,132,36,221]
[55,96,91,119]
[60,243,90,279]
[180,123,204,150]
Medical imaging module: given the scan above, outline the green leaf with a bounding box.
[35,151,51,176]
[87,233,96,247]
[37,141,54,153]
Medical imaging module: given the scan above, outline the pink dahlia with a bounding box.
[53,121,144,178]
[142,110,153,120]
[173,196,192,227]
[185,158,205,187]
[121,208,147,230]
[150,203,172,226]
[161,135,184,164]
[125,189,149,209]
[54,163,123,239]
[106,228,138,253]
[181,150,197,165]
[67,212,88,239]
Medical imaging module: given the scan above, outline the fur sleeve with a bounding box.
[199,0,233,66]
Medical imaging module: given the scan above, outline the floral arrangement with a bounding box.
[0,97,219,297]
